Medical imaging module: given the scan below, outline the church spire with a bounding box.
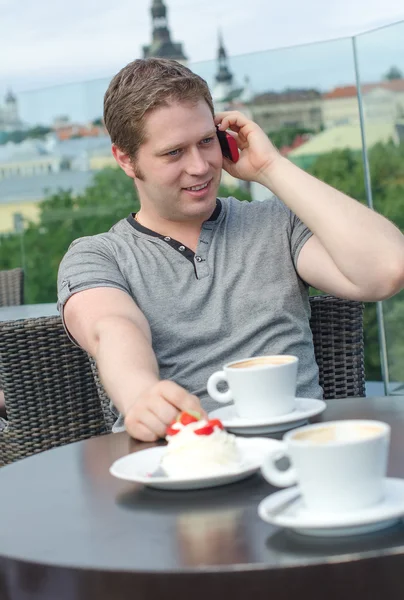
[5,89,17,104]
[215,30,233,85]
[143,0,187,64]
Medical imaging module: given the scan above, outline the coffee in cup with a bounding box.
[207,355,298,419]
[261,420,390,513]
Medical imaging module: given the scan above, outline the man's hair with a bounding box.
[103,58,214,160]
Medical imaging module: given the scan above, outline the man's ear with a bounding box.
[111,144,136,178]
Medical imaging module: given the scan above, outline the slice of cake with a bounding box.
[161,411,241,478]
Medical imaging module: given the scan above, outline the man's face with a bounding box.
[132,100,223,222]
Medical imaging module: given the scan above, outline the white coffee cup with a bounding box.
[207,355,298,419]
[261,420,390,513]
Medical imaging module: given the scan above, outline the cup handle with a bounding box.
[207,371,233,404]
[261,442,298,487]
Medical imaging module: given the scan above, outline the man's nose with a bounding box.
[185,148,209,176]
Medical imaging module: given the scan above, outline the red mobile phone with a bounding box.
[216,127,239,163]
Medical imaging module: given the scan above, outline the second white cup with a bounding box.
[261,420,390,513]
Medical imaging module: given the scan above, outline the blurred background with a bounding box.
[0,0,403,395]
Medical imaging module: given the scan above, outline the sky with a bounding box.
[1,0,404,125]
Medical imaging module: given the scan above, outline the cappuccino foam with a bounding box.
[230,356,295,369]
[293,424,384,444]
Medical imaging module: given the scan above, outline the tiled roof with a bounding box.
[0,135,111,163]
[253,89,321,104]
[324,79,404,99]
[0,170,95,204]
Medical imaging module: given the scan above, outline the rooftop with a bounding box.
[0,170,95,204]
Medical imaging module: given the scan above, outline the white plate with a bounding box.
[209,398,326,434]
[258,478,404,537]
[110,437,281,490]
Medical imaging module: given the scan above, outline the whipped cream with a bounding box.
[161,419,241,478]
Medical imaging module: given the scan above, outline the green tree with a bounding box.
[26,125,52,139]
[383,66,403,80]
[0,125,53,146]
[267,127,315,150]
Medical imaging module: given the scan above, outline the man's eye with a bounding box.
[200,137,214,145]
[167,148,181,157]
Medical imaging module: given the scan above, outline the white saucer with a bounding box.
[258,478,404,537]
[209,398,326,434]
[110,437,281,491]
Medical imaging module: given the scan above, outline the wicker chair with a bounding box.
[0,268,25,410]
[309,295,365,399]
[0,268,24,307]
[0,295,365,465]
[0,315,114,466]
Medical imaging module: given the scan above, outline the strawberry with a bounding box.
[166,426,180,436]
[208,418,224,430]
[194,424,214,436]
[177,410,201,426]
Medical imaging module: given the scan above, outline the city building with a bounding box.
[0,135,112,180]
[143,0,187,64]
[0,136,112,231]
[0,171,95,234]
[0,90,24,133]
[250,89,323,134]
[52,116,106,141]
[323,79,404,127]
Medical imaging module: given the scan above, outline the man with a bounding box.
[58,58,404,442]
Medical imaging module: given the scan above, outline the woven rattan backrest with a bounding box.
[0,268,24,307]
[309,295,365,399]
[0,315,111,463]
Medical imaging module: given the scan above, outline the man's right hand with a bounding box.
[124,380,205,442]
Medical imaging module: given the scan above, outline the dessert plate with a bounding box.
[209,398,326,434]
[110,437,281,490]
[258,478,404,537]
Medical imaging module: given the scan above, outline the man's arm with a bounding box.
[261,159,404,301]
[64,287,203,441]
[215,111,404,301]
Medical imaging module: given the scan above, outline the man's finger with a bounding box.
[139,410,167,439]
[155,380,199,408]
[150,396,179,426]
[126,419,158,443]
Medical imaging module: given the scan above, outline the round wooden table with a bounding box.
[1,396,404,600]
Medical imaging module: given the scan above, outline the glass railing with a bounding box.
[355,21,404,394]
[1,21,403,393]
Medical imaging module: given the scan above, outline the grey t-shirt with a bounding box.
[58,196,322,429]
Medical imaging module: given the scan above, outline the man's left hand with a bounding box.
[215,111,281,184]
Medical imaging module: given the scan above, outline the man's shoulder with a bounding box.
[66,217,131,254]
[220,194,289,220]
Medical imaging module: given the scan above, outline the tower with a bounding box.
[143,0,187,65]
[1,90,21,130]
[212,32,236,109]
